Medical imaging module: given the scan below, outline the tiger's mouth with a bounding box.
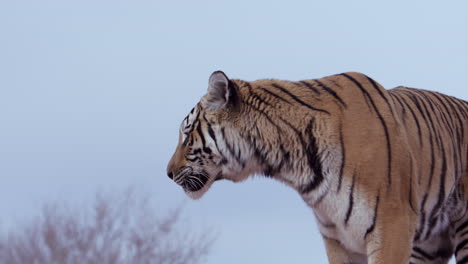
[173,167,210,192]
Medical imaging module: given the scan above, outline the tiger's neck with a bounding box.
[226,80,341,201]
[242,116,339,208]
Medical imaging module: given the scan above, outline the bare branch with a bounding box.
[0,188,215,264]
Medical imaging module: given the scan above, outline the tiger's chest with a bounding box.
[303,190,375,255]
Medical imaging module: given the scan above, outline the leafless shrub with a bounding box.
[0,189,214,264]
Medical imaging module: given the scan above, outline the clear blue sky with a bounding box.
[0,0,467,263]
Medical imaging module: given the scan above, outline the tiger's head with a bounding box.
[167,71,260,199]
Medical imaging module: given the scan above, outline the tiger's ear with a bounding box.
[202,71,237,111]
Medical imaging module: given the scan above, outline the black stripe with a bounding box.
[461,230,468,238]
[413,247,435,260]
[206,121,217,145]
[259,86,292,104]
[424,216,437,241]
[243,101,283,133]
[415,90,443,117]
[204,116,229,163]
[298,80,321,95]
[270,83,330,114]
[413,91,448,153]
[193,104,201,122]
[182,106,201,138]
[431,92,459,130]
[408,158,416,213]
[430,93,460,161]
[314,79,347,108]
[440,93,465,125]
[344,172,356,225]
[448,95,468,119]
[365,76,396,117]
[196,120,207,149]
[410,91,442,145]
[414,194,428,242]
[278,117,324,194]
[300,118,325,193]
[248,137,275,176]
[456,219,468,234]
[337,123,346,192]
[341,73,393,188]
[456,239,468,255]
[457,255,468,264]
[364,194,380,239]
[249,91,272,107]
[192,148,202,155]
[245,82,273,108]
[394,92,423,148]
[441,94,465,136]
[220,127,243,167]
[389,92,406,121]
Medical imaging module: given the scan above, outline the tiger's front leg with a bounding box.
[323,236,367,264]
[365,203,416,264]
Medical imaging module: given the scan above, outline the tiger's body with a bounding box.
[167,71,468,264]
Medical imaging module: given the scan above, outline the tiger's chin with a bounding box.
[184,179,215,200]
[183,172,223,200]
[182,169,252,199]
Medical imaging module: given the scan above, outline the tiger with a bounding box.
[166,71,468,264]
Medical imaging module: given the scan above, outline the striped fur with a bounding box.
[167,71,468,264]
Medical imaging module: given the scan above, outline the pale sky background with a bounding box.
[0,0,467,263]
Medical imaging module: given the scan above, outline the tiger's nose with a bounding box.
[167,171,174,179]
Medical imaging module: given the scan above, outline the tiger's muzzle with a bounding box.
[168,166,209,192]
